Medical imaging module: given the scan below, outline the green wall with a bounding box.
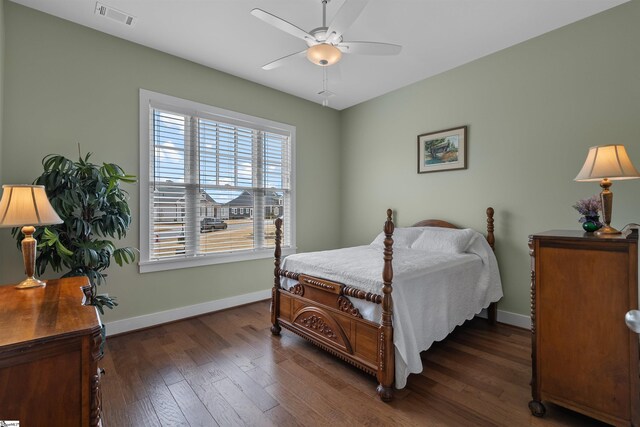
[340,0,640,316]
[0,3,342,323]
[1,1,639,323]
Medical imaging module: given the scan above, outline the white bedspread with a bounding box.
[280,233,503,388]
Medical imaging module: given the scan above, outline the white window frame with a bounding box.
[139,89,296,273]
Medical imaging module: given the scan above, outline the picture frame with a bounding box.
[417,125,467,173]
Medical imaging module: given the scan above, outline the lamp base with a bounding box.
[594,225,622,237]
[15,277,46,289]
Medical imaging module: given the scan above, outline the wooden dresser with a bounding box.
[0,276,103,426]
[528,230,639,426]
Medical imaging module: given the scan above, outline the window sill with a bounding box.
[138,247,297,273]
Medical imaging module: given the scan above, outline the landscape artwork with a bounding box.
[417,126,467,173]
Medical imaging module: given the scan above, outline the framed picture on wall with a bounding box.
[417,125,467,173]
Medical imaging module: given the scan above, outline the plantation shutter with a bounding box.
[148,105,292,262]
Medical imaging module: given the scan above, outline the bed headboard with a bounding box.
[410,207,495,251]
[411,219,458,229]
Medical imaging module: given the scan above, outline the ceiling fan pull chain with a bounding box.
[322,68,329,107]
[323,67,327,91]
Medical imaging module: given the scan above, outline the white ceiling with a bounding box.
[10,0,628,110]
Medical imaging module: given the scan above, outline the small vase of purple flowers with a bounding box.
[573,195,603,232]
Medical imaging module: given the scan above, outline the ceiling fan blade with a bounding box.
[338,41,402,56]
[325,0,369,45]
[262,49,308,70]
[251,9,316,43]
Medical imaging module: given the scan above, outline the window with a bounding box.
[139,90,296,272]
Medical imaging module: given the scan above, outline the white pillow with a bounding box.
[410,227,478,254]
[370,227,425,249]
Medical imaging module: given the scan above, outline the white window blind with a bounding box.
[139,90,295,272]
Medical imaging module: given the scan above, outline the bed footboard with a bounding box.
[271,211,396,401]
[276,273,383,376]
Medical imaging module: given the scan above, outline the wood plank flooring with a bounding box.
[101,300,608,426]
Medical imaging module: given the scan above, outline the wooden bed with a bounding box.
[270,208,498,402]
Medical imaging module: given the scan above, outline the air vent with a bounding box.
[95,2,136,27]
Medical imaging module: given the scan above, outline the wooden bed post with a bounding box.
[486,207,498,325]
[377,208,395,402]
[486,207,495,250]
[271,217,283,335]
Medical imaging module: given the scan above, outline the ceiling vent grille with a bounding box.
[95,2,136,27]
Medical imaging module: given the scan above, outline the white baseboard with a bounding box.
[105,291,530,336]
[477,308,530,329]
[104,289,271,336]
[496,309,531,329]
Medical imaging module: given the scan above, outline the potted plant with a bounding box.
[13,151,137,313]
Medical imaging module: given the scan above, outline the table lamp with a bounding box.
[575,144,640,236]
[0,185,63,288]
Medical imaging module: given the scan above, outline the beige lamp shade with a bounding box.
[306,43,342,66]
[0,185,63,289]
[574,144,640,182]
[0,185,63,227]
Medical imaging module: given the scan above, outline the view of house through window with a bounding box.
[140,91,295,271]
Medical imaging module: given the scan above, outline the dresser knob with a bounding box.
[625,310,640,334]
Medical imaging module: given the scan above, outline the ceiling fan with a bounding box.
[251,0,402,70]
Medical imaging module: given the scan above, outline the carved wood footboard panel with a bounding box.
[277,273,382,376]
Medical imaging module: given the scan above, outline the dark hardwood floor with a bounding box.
[101,300,608,426]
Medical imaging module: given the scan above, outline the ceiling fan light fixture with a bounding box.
[306,43,342,66]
